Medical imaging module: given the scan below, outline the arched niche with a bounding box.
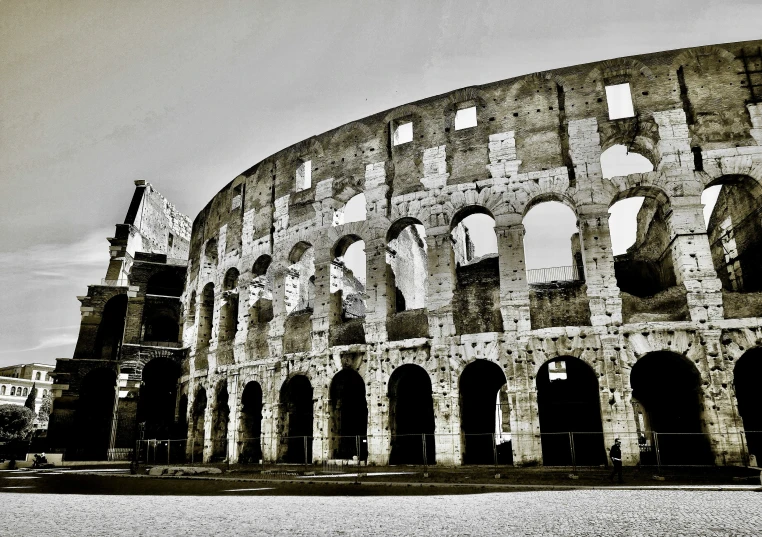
[239,381,263,463]
[329,368,368,461]
[279,375,313,463]
[388,364,436,465]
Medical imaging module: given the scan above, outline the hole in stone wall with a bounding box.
[250,255,274,324]
[734,348,762,464]
[279,375,313,463]
[600,145,653,180]
[523,202,580,284]
[295,160,312,191]
[605,83,635,120]
[392,121,413,146]
[196,283,215,348]
[332,237,366,321]
[137,358,181,439]
[388,364,436,464]
[239,381,263,463]
[455,106,477,130]
[337,193,366,226]
[459,360,510,464]
[286,243,315,315]
[219,268,239,342]
[387,219,427,313]
[329,368,368,461]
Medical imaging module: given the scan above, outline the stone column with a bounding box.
[432,365,461,466]
[667,195,724,322]
[699,330,745,465]
[312,382,330,464]
[577,205,622,326]
[505,348,543,466]
[365,350,389,465]
[267,262,288,358]
[495,216,531,333]
[425,228,456,340]
[363,236,390,343]
[599,335,640,465]
[311,254,332,352]
[228,372,240,462]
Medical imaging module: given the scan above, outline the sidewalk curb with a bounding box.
[79,472,762,492]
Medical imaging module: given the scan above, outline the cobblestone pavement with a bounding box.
[3,490,760,536]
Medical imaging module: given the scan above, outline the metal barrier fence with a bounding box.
[130,430,762,471]
[526,265,582,284]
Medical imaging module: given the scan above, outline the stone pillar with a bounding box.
[432,361,461,466]
[505,349,543,466]
[667,196,724,322]
[599,335,640,466]
[313,382,330,463]
[267,262,288,357]
[577,205,622,326]
[228,372,240,462]
[261,399,278,462]
[363,236,390,343]
[365,350,389,465]
[425,228,456,340]
[699,330,745,465]
[311,255,332,352]
[495,217,531,333]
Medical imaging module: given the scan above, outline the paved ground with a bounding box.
[2,467,761,535]
[2,487,760,536]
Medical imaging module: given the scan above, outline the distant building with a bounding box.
[0,363,55,430]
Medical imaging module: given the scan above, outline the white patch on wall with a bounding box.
[605,83,635,120]
[455,106,477,130]
[296,160,312,191]
[392,121,413,146]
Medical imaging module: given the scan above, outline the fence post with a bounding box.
[422,434,429,477]
[303,436,308,474]
[167,440,171,466]
[654,432,662,475]
[569,432,576,475]
[191,435,195,465]
[492,433,499,478]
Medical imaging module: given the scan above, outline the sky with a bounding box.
[1,0,760,367]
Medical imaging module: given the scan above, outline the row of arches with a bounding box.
[0,385,47,397]
[187,348,762,466]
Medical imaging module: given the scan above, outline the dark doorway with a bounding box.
[459,360,509,464]
[191,387,207,459]
[329,369,368,460]
[631,352,713,465]
[95,295,127,360]
[211,381,230,461]
[537,357,606,466]
[734,349,762,465]
[136,358,181,439]
[388,364,436,465]
[72,368,117,460]
[239,381,263,463]
[280,375,313,463]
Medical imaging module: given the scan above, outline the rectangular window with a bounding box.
[605,83,635,120]
[168,233,174,250]
[392,121,413,146]
[455,106,477,130]
[296,160,312,191]
[231,184,243,210]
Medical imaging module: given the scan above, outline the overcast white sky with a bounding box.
[1,0,760,367]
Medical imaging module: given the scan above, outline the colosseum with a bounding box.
[48,39,762,469]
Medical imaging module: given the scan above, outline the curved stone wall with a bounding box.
[182,40,762,466]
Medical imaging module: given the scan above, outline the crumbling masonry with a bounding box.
[49,40,762,467]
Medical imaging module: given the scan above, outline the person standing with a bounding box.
[609,438,623,483]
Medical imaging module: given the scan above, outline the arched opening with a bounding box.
[388,364,436,465]
[285,242,315,315]
[451,208,501,334]
[279,375,313,463]
[332,236,367,320]
[284,243,315,354]
[142,307,180,343]
[524,201,588,329]
[211,380,229,461]
[196,283,214,349]
[145,271,184,297]
[703,176,762,315]
[459,360,511,465]
[536,357,606,466]
[733,348,762,465]
[176,393,188,437]
[334,193,367,225]
[239,381,263,463]
[329,369,368,461]
[630,352,713,465]
[136,358,181,439]
[219,268,239,343]
[249,255,274,325]
[72,368,117,460]
[387,218,428,313]
[94,295,128,360]
[203,239,218,270]
[190,387,207,459]
[600,144,654,180]
[330,236,366,346]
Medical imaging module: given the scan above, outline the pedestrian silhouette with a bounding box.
[609,438,623,483]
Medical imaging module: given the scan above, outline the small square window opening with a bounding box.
[455,106,477,130]
[296,160,312,191]
[392,121,413,146]
[605,83,635,120]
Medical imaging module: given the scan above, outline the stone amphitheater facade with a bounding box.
[50,39,762,467]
